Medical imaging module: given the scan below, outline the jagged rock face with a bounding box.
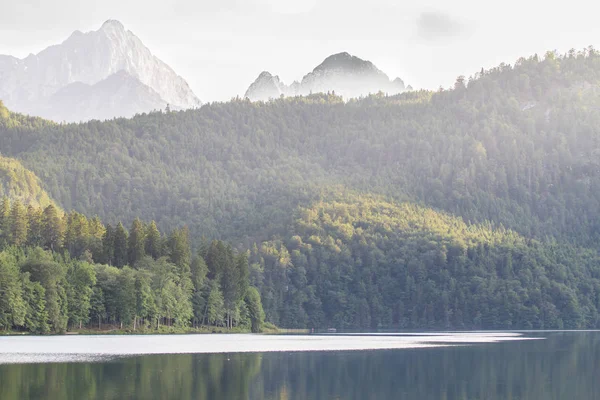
[243,72,291,101]
[0,20,200,122]
[244,52,407,101]
[45,70,167,122]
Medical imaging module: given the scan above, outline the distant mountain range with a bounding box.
[244,52,410,101]
[0,21,412,120]
[0,20,201,122]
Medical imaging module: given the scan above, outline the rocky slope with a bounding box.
[0,20,200,122]
[245,52,408,101]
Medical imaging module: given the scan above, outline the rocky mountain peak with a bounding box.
[244,71,290,101]
[101,19,125,31]
[245,52,408,102]
[0,20,200,122]
[258,71,275,79]
[314,52,379,74]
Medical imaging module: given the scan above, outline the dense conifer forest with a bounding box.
[0,199,265,333]
[2,49,600,330]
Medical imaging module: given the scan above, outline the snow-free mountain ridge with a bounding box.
[244,52,408,101]
[0,20,201,122]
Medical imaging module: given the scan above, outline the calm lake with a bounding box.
[0,331,598,399]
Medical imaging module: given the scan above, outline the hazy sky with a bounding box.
[0,0,598,102]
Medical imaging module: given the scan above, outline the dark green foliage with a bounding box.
[3,51,600,248]
[113,222,128,268]
[0,201,265,333]
[66,260,96,329]
[168,227,191,273]
[1,50,600,330]
[101,224,115,265]
[9,200,28,247]
[21,248,68,333]
[41,205,64,251]
[145,221,162,259]
[21,273,49,333]
[128,218,146,266]
[245,286,265,333]
[0,251,26,329]
[252,194,600,329]
[26,205,43,247]
[0,198,11,246]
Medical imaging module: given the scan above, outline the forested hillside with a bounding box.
[2,51,600,245]
[253,191,599,330]
[0,155,58,210]
[0,198,265,334]
[1,49,600,329]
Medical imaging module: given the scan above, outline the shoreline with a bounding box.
[0,325,309,336]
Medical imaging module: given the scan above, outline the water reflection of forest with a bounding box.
[0,333,598,400]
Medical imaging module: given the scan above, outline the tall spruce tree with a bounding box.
[9,199,28,246]
[113,222,128,268]
[145,221,162,259]
[168,227,191,272]
[41,204,64,251]
[0,197,11,244]
[26,205,43,247]
[128,218,146,267]
[102,224,115,265]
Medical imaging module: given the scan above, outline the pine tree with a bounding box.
[191,255,209,291]
[90,286,106,329]
[21,274,49,334]
[102,224,115,265]
[235,251,250,303]
[26,205,43,247]
[206,240,228,280]
[145,221,162,259]
[41,204,64,251]
[191,255,209,326]
[0,252,26,329]
[113,222,128,268]
[88,216,105,240]
[0,197,10,244]
[21,248,68,333]
[134,272,155,329]
[87,216,105,262]
[65,211,90,257]
[206,280,225,326]
[221,244,239,328]
[167,227,194,326]
[9,199,28,246]
[128,218,146,267]
[66,261,96,329]
[245,286,265,333]
[168,226,191,272]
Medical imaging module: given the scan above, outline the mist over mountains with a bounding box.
[244,52,409,101]
[0,21,411,121]
[0,20,201,122]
